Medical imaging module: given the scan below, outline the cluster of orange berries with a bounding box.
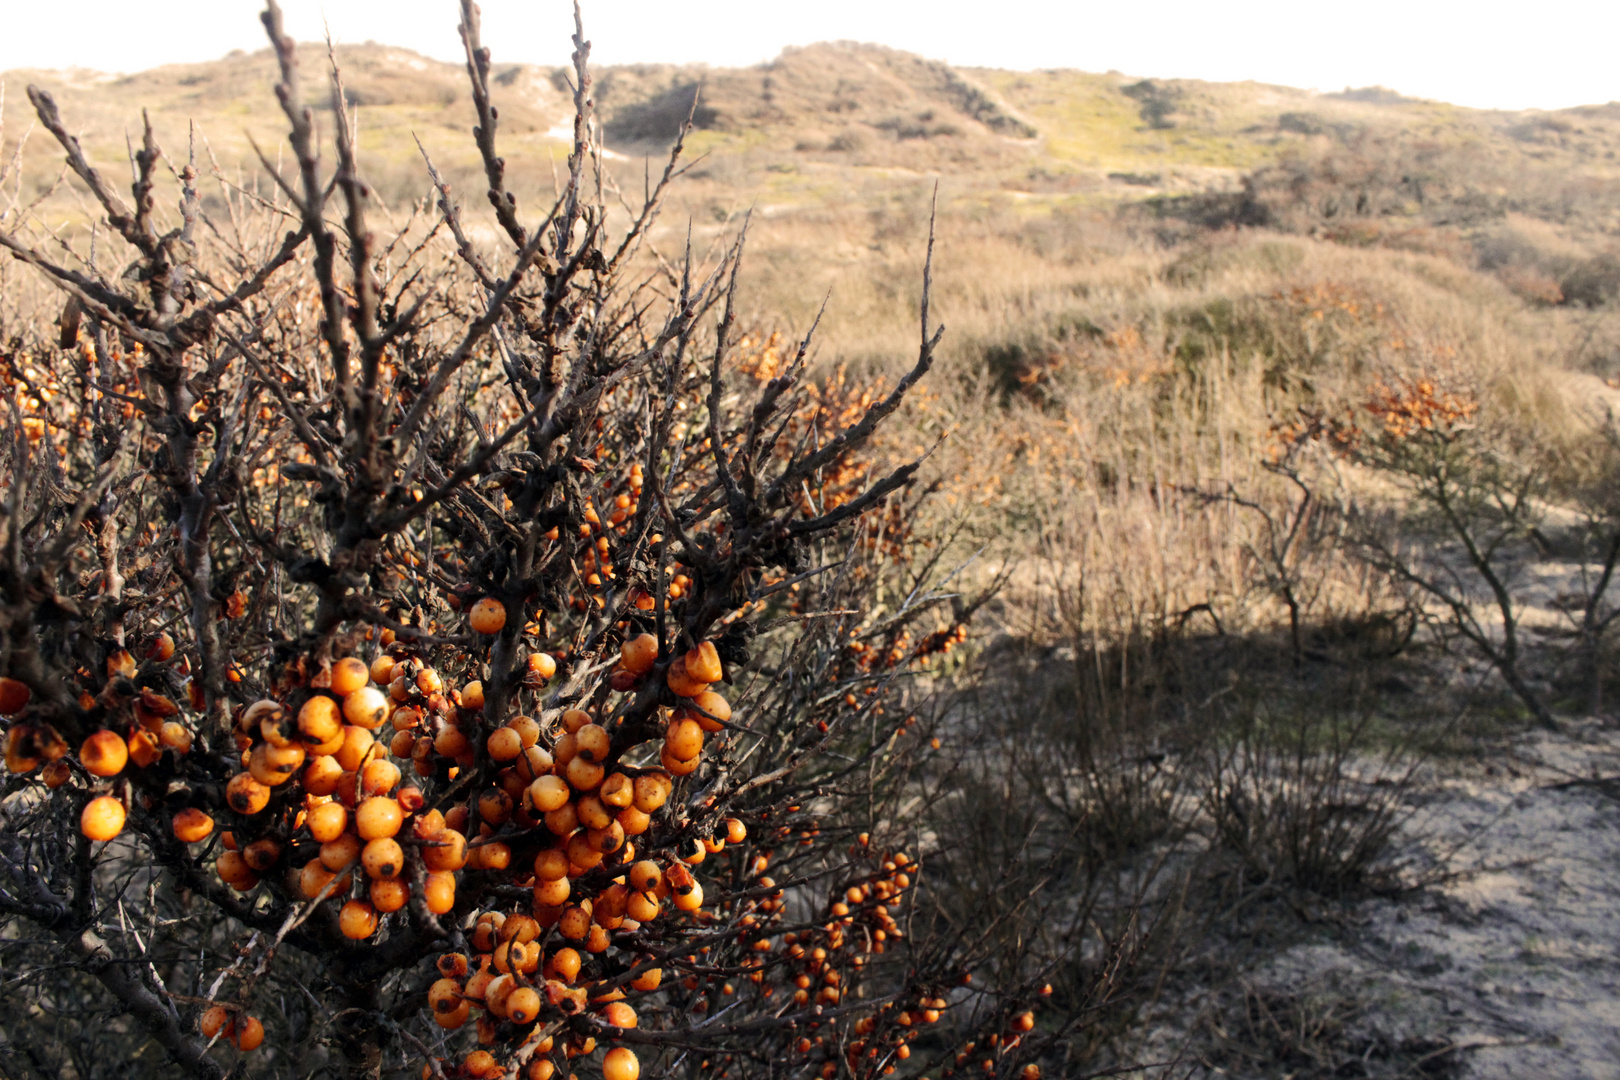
[198,1005,266,1052]
[1,635,203,840]
[3,337,144,447]
[1364,377,1479,441]
[845,624,969,673]
[0,540,941,1076]
[549,461,709,614]
[189,613,737,1074]
[197,665,459,922]
[943,1009,1045,1080]
[423,906,661,1079]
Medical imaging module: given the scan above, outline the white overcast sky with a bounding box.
[3,1,1618,112]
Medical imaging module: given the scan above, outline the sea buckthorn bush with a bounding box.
[0,3,1063,1079]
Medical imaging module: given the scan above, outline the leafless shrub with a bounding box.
[0,3,1068,1078]
[1195,979,1463,1080]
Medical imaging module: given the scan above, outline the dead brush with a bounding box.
[908,673,1194,1080]
[1196,978,1465,1080]
[1198,701,1419,902]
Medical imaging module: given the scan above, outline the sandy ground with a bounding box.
[1246,719,1620,1078]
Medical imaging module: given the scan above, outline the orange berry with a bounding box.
[249,741,305,786]
[302,754,344,797]
[225,772,271,814]
[0,678,30,716]
[665,655,706,697]
[479,788,514,825]
[339,899,378,939]
[299,858,337,899]
[145,632,177,662]
[361,837,405,879]
[80,795,126,841]
[534,847,570,881]
[601,1000,637,1028]
[566,831,605,870]
[471,839,511,871]
[355,796,403,840]
[575,723,610,764]
[389,728,417,757]
[508,715,541,748]
[361,758,401,796]
[672,880,704,912]
[685,640,723,683]
[370,877,410,912]
[631,772,671,813]
[588,820,625,854]
[428,977,463,1020]
[199,1005,232,1039]
[233,1015,264,1051]
[544,802,580,837]
[423,870,456,913]
[434,998,471,1030]
[127,730,162,768]
[342,687,389,730]
[506,986,541,1024]
[469,598,506,635]
[216,851,258,891]
[534,874,571,906]
[466,1049,503,1078]
[159,721,192,752]
[422,830,468,872]
[558,905,592,940]
[334,726,375,772]
[242,837,282,871]
[576,795,612,831]
[527,774,570,813]
[629,860,662,892]
[548,946,581,982]
[619,633,658,675]
[660,745,699,777]
[603,1047,640,1080]
[320,833,363,871]
[686,689,731,732]
[487,727,522,761]
[665,718,704,761]
[484,973,517,1017]
[617,804,651,836]
[599,771,633,808]
[80,730,129,777]
[297,696,343,744]
[565,755,604,791]
[4,728,41,774]
[330,657,370,696]
[433,726,470,759]
[460,681,485,710]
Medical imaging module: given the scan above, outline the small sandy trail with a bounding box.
[1260,720,1620,1078]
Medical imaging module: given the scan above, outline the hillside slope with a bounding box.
[8,41,1620,211]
